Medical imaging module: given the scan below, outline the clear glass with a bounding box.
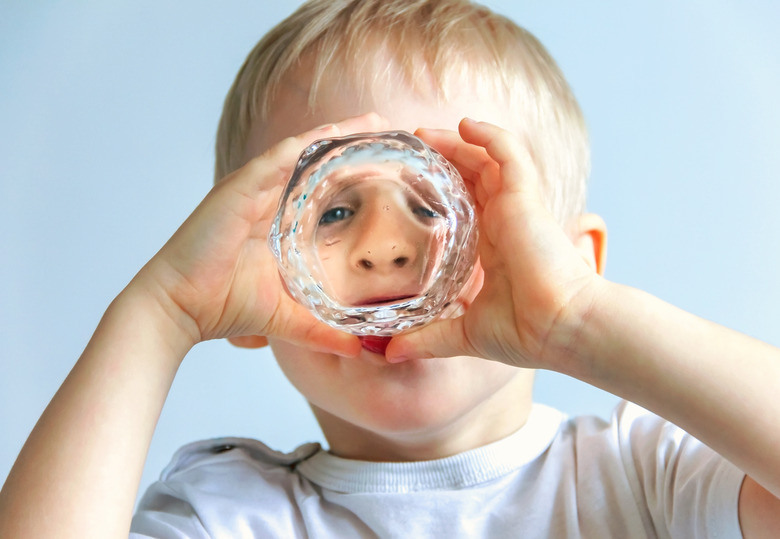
[268,131,477,336]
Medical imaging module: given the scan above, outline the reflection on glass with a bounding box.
[269,131,477,336]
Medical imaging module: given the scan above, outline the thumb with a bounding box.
[385,317,476,363]
[271,301,362,358]
[301,323,363,358]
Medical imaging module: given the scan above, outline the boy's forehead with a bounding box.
[243,61,514,161]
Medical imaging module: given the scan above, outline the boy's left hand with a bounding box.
[386,121,780,532]
[387,119,603,371]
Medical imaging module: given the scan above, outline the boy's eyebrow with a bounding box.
[313,174,372,210]
[332,170,382,182]
[321,170,384,197]
[400,175,447,215]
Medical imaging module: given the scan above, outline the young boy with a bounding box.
[1,0,779,537]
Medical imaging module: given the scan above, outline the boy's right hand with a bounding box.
[0,116,384,538]
[128,114,388,358]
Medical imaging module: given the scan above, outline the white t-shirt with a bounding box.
[130,401,745,538]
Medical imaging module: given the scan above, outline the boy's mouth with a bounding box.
[355,293,418,307]
[359,335,392,355]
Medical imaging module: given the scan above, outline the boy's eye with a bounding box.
[413,206,439,219]
[319,206,354,225]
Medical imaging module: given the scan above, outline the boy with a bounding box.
[1,0,779,537]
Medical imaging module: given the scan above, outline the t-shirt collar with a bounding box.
[296,403,565,494]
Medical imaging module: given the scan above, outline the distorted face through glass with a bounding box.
[269,132,477,335]
[313,173,446,307]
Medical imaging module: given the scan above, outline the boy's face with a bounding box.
[246,63,535,461]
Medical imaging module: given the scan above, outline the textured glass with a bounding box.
[269,131,477,336]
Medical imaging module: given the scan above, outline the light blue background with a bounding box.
[2,1,779,505]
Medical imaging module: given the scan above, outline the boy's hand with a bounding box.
[131,113,389,358]
[387,119,603,370]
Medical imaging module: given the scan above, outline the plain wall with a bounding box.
[2,0,779,505]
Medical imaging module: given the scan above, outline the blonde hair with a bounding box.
[215,0,589,222]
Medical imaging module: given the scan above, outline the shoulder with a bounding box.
[559,401,745,538]
[159,436,321,481]
[558,400,744,502]
[131,438,322,537]
[555,400,704,459]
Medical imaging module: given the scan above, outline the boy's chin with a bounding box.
[311,396,478,457]
[270,338,531,459]
[310,378,528,462]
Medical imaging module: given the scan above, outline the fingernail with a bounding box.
[312,123,337,133]
[384,344,414,363]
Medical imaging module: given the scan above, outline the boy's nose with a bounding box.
[349,207,419,274]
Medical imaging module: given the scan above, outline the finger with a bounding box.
[229,335,269,349]
[328,111,391,135]
[269,300,362,358]
[384,317,477,362]
[457,118,542,200]
[208,113,390,228]
[415,127,500,208]
[296,322,362,358]
[233,112,392,194]
[415,127,495,180]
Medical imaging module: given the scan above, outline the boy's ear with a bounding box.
[569,213,608,276]
[228,335,269,349]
